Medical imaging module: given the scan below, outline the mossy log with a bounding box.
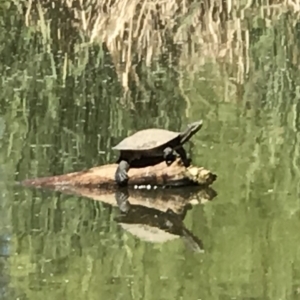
[21,158,217,189]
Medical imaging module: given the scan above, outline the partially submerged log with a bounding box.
[21,158,217,189]
[20,159,217,253]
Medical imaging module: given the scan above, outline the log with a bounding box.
[21,158,217,189]
[20,160,217,253]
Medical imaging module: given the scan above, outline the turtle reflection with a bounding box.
[114,190,204,253]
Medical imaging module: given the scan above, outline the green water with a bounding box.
[1,6,300,300]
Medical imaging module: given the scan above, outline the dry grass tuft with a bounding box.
[23,0,300,90]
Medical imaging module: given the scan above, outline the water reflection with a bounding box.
[9,184,215,299]
[114,189,205,253]
[2,2,300,299]
[0,187,13,300]
[0,235,11,300]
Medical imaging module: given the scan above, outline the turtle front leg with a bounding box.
[115,160,130,186]
[163,147,176,166]
[175,146,191,167]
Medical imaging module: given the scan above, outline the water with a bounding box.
[1,5,300,300]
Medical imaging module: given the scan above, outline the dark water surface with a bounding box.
[1,8,300,300]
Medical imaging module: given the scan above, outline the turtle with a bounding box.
[112,120,203,186]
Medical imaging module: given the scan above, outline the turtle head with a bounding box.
[187,120,203,133]
[179,120,203,144]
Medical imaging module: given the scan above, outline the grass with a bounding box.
[14,0,299,91]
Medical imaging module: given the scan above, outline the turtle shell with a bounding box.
[112,128,180,151]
